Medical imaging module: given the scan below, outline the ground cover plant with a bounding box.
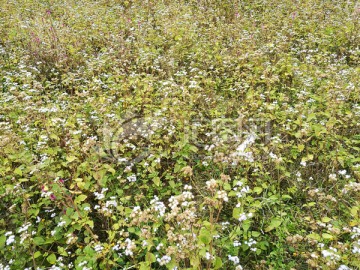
[1,0,360,269]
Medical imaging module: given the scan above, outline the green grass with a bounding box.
[1,0,360,269]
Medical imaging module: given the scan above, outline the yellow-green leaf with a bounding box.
[47,253,56,264]
[265,217,282,232]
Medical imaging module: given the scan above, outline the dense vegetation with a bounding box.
[1,0,360,269]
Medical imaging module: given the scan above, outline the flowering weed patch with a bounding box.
[1,0,360,269]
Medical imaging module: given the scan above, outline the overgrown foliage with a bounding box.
[1,0,360,269]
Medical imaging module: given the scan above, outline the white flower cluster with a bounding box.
[238,212,253,222]
[352,239,360,254]
[5,231,15,246]
[150,196,166,217]
[18,222,31,233]
[157,255,171,265]
[228,255,240,265]
[216,190,228,202]
[124,238,136,256]
[338,265,352,270]
[204,252,215,260]
[66,233,77,245]
[245,238,257,251]
[0,264,10,270]
[168,188,195,215]
[94,244,103,253]
[126,174,137,183]
[351,227,360,254]
[206,179,217,191]
[321,247,340,261]
[94,188,108,200]
[233,181,250,198]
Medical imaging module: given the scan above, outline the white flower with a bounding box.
[156,243,164,250]
[228,255,240,265]
[127,175,137,182]
[217,190,228,202]
[338,265,352,270]
[184,184,192,190]
[105,200,117,208]
[157,255,171,266]
[206,179,217,190]
[94,192,105,200]
[94,244,103,253]
[269,152,278,159]
[78,261,88,267]
[205,252,214,260]
[6,234,15,245]
[339,170,347,175]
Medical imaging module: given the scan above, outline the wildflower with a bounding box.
[184,184,192,190]
[127,174,137,182]
[339,170,347,175]
[94,192,105,200]
[157,255,171,266]
[6,233,15,245]
[228,255,240,265]
[269,152,278,159]
[206,179,217,191]
[338,265,351,270]
[205,252,214,260]
[217,190,228,202]
[233,240,241,247]
[78,261,88,267]
[94,244,103,253]
[156,243,164,250]
[105,200,117,208]
[124,238,136,256]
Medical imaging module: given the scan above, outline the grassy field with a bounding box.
[1,0,360,269]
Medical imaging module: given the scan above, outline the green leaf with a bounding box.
[223,183,231,191]
[321,217,332,223]
[232,207,241,219]
[213,257,223,269]
[34,251,42,259]
[199,228,211,244]
[74,194,87,204]
[265,217,282,232]
[66,155,77,162]
[253,187,263,194]
[307,233,321,241]
[139,262,150,270]
[0,235,5,249]
[322,233,334,240]
[145,252,156,263]
[14,167,22,176]
[33,236,45,245]
[47,253,56,264]
[298,144,305,152]
[152,177,161,187]
[242,219,251,234]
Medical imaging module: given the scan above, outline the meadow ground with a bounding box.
[0,0,360,269]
